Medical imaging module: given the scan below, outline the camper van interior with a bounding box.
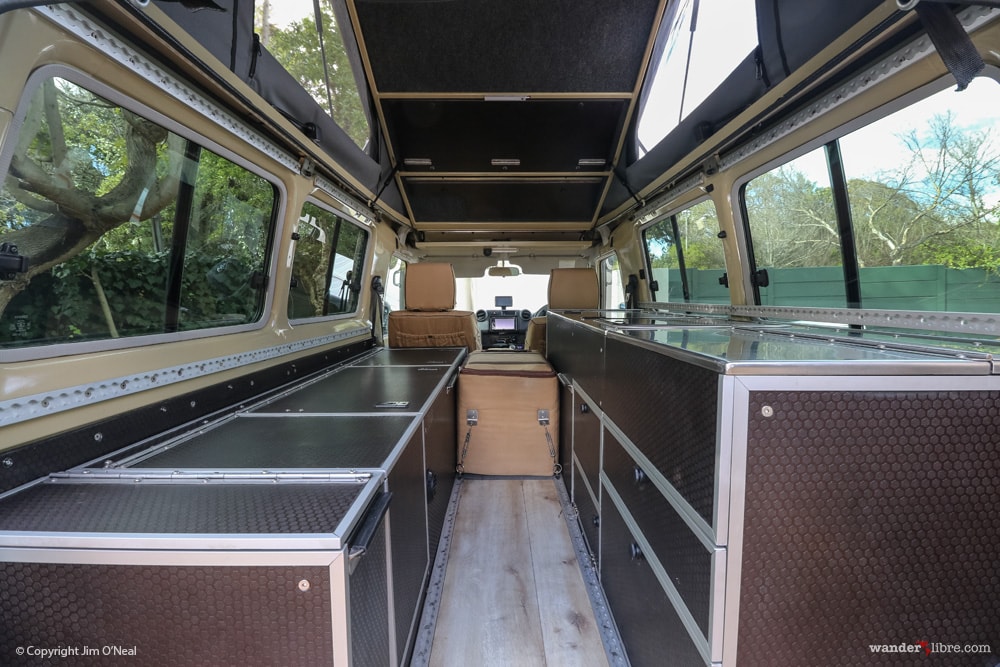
[1,1,999,665]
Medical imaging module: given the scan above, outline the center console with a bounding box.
[476,296,532,349]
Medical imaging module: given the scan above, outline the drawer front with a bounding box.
[573,397,602,503]
[603,336,719,527]
[573,461,601,562]
[604,431,714,638]
[600,490,706,667]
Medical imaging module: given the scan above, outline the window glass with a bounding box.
[743,148,846,307]
[741,77,1000,313]
[256,0,370,149]
[637,0,758,156]
[600,254,624,309]
[0,76,275,349]
[455,270,550,314]
[643,198,728,303]
[288,202,368,320]
[840,78,1000,312]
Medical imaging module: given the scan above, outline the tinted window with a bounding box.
[741,77,1000,313]
[642,198,728,303]
[0,76,275,349]
[287,202,368,319]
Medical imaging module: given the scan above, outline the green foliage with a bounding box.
[261,4,370,149]
[1,76,274,348]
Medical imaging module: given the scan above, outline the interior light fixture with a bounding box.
[490,158,521,167]
[403,158,433,167]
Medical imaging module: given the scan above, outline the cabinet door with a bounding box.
[388,429,429,665]
[423,376,457,559]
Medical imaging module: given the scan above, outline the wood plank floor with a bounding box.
[428,479,608,667]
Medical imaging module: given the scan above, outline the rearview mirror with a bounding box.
[488,266,520,277]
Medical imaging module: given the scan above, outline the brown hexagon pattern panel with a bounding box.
[738,390,1000,667]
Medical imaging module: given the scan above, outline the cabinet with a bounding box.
[547,311,1000,667]
[0,346,464,667]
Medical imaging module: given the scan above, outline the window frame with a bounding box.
[0,65,286,363]
[286,197,372,324]
[640,195,726,305]
[733,72,999,316]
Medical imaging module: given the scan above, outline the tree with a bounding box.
[1,79,182,316]
[849,112,1000,267]
[259,1,370,149]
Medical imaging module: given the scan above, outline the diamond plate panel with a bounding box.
[604,431,712,638]
[254,365,444,414]
[134,415,412,470]
[0,561,334,666]
[0,482,362,535]
[602,336,719,527]
[738,390,1000,667]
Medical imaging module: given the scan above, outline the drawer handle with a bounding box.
[629,542,644,561]
[633,466,648,486]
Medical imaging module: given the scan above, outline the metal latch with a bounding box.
[537,409,550,426]
[466,409,479,426]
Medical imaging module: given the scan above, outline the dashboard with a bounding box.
[475,296,534,349]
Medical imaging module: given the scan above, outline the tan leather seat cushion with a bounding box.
[387,310,481,349]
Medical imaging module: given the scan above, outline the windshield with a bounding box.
[455,272,551,313]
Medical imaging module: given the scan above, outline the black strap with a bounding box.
[908,1,985,90]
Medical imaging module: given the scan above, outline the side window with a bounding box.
[642,198,728,303]
[600,254,624,308]
[287,202,369,320]
[0,75,275,350]
[743,148,846,307]
[742,77,1000,313]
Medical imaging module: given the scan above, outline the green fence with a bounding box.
[653,265,1000,313]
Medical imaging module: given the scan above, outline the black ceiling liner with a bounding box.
[404,179,604,223]
[354,0,662,93]
[383,99,628,172]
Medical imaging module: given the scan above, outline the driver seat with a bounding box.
[387,262,482,351]
[525,268,600,356]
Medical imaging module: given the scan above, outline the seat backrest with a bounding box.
[387,262,482,350]
[548,268,600,310]
[525,268,599,354]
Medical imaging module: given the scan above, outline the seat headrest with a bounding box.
[548,268,599,310]
[405,262,457,311]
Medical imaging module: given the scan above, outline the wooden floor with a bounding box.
[428,479,609,667]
